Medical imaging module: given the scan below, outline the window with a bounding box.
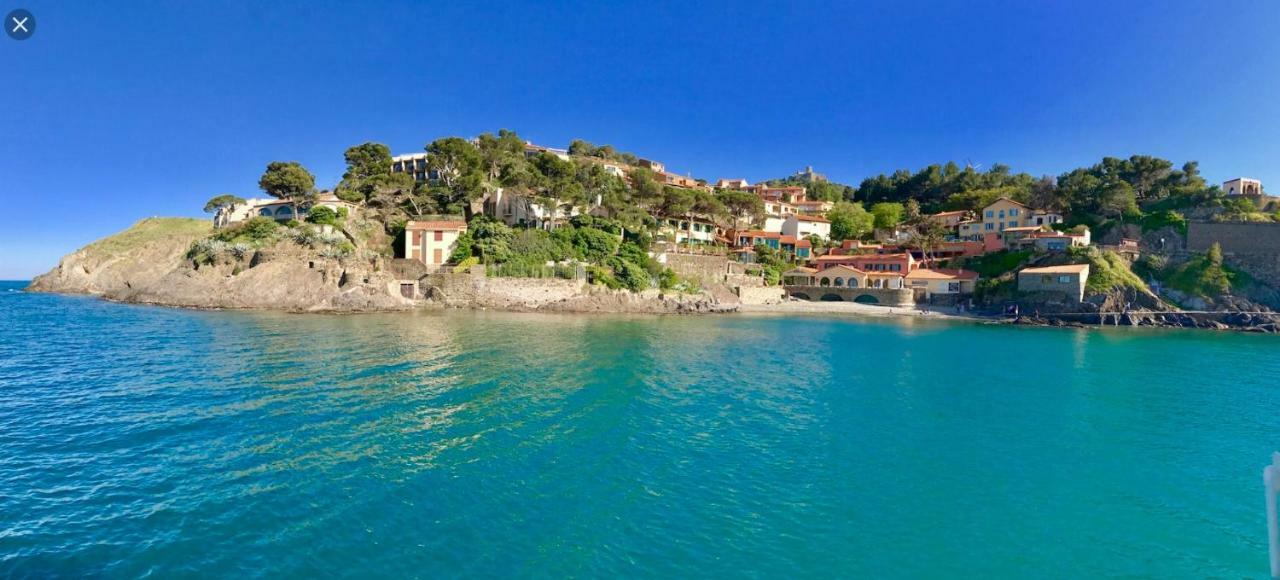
[434,230,443,242]
[1009,208,1019,216]
[985,210,994,218]
[1058,275,1072,283]
[947,282,961,292]
[1041,275,1052,283]
[998,210,1005,218]
[985,223,994,231]
[834,277,844,287]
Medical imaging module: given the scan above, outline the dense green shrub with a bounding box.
[242,216,280,240]
[307,206,339,226]
[1141,210,1187,235]
[606,257,651,292]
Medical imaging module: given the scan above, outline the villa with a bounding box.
[958,198,1063,242]
[404,217,467,271]
[782,214,831,240]
[815,252,917,273]
[391,153,438,183]
[213,191,357,227]
[659,216,719,245]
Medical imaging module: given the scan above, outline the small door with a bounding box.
[433,249,443,264]
[400,283,415,299]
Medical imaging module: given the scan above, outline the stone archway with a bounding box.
[853,294,880,304]
[820,293,844,302]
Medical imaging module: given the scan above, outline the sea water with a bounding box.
[1,280,1276,577]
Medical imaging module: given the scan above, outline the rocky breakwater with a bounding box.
[1017,310,1280,333]
[28,218,413,312]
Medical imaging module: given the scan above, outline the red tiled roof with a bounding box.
[796,215,830,223]
[906,268,979,281]
[406,220,467,230]
[736,230,782,238]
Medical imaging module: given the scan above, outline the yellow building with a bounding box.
[404,218,468,271]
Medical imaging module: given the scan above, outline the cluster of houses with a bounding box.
[214,141,1210,306]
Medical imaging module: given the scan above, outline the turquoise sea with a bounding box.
[1,279,1277,577]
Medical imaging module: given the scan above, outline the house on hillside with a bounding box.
[658,216,718,245]
[812,265,868,288]
[716,178,751,189]
[214,191,357,227]
[782,214,831,241]
[404,218,467,271]
[957,198,1063,242]
[1017,264,1090,302]
[486,189,582,229]
[1224,177,1262,196]
[779,236,813,260]
[391,153,438,183]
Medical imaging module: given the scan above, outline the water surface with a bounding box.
[1,280,1276,577]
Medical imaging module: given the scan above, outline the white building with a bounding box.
[486,189,582,230]
[1223,177,1262,196]
[782,214,831,240]
[213,192,356,228]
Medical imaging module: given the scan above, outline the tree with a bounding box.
[335,142,394,202]
[258,161,316,218]
[425,137,485,217]
[870,202,904,230]
[903,198,922,225]
[203,194,245,214]
[716,188,764,230]
[827,201,875,241]
[1199,243,1231,295]
[909,219,949,262]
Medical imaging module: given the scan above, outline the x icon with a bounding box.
[5,9,33,39]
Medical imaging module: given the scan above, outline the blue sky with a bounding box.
[3,0,1279,279]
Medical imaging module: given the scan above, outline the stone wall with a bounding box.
[1186,221,1280,286]
[660,253,729,285]
[1187,221,1280,255]
[736,286,786,305]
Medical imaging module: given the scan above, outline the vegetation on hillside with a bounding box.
[1136,243,1246,299]
[84,218,212,259]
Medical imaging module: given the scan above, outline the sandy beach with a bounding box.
[738,299,992,322]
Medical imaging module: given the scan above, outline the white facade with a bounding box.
[486,189,581,230]
[1224,177,1262,196]
[660,217,717,244]
[782,214,831,240]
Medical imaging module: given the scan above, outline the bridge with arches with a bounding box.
[782,285,914,307]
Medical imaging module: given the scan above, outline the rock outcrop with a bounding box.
[28,218,414,312]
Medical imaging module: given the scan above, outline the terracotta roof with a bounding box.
[1020,264,1089,275]
[795,239,812,248]
[406,220,467,230]
[817,264,867,275]
[906,268,979,281]
[736,230,782,238]
[931,210,968,217]
[796,215,831,223]
[986,197,1029,209]
[784,266,818,274]
[1002,226,1045,233]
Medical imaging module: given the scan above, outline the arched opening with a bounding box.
[274,206,294,219]
[848,278,859,288]
[854,294,880,304]
[789,292,810,301]
[819,277,830,287]
[820,293,844,302]
[834,277,844,287]
[258,208,273,217]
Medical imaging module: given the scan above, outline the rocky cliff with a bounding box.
[28,218,414,312]
[28,217,736,315]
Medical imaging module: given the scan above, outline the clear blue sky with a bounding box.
[3,0,1278,279]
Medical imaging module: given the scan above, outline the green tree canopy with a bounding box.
[827,201,875,241]
[203,194,246,214]
[258,162,316,213]
[870,202,904,229]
